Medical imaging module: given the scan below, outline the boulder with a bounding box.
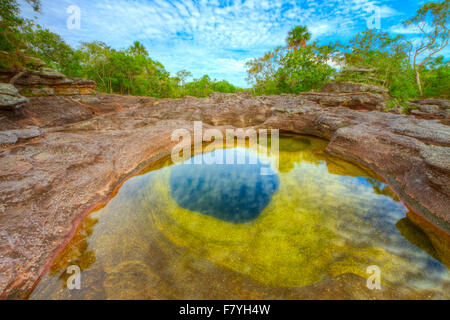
[1,63,97,97]
[0,83,29,109]
[22,56,46,68]
[299,91,386,111]
[0,127,42,146]
[0,94,28,108]
[37,67,66,79]
[322,81,389,94]
[0,83,19,96]
[407,99,450,119]
[11,70,97,97]
[412,99,450,110]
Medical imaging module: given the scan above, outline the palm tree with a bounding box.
[128,41,148,57]
[286,26,311,49]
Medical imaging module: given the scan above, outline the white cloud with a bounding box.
[213,58,252,73]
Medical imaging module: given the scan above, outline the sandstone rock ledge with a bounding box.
[0,91,449,299]
[0,68,97,98]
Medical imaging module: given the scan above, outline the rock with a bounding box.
[408,99,450,119]
[20,87,55,97]
[0,93,28,108]
[0,83,29,109]
[0,127,42,146]
[342,66,376,73]
[412,99,450,110]
[0,51,45,68]
[0,83,20,96]
[12,127,42,140]
[0,131,18,145]
[322,81,389,94]
[420,105,441,113]
[299,91,386,111]
[37,68,66,79]
[405,99,450,120]
[0,92,449,299]
[1,69,97,97]
[22,56,46,68]
[411,109,450,120]
[0,53,97,99]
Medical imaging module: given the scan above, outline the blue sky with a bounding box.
[19,0,446,87]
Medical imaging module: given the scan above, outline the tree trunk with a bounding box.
[415,68,423,97]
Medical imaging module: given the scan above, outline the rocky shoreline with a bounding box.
[0,77,449,298]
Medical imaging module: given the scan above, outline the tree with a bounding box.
[176,70,192,86]
[25,0,40,10]
[421,56,450,98]
[246,46,286,94]
[0,0,40,53]
[127,41,148,57]
[404,0,449,95]
[175,69,192,96]
[336,29,418,101]
[26,26,83,76]
[277,43,336,93]
[246,31,336,95]
[286,26,311,49]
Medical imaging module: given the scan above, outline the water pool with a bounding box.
[30,135,449,299]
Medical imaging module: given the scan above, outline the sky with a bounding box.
[19,0,447,88]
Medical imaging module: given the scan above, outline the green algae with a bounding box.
[29,135,450,300]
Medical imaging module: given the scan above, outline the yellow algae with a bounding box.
[143,150,413,287]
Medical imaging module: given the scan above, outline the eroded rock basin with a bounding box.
[29,135,449,299]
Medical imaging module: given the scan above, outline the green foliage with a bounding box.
[277,44,336,93]
[404,0,449,95]
[246,29,337,96]
[422,56,450,98]
[184,75,237,98]
[247,17,448,102]
[0,0,40,69]
[286,25,311,49]
[25,26,83,77]
[73,41,238,98]
[337,29,419,101]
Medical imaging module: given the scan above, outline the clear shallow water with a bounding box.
[30,135,449,299]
